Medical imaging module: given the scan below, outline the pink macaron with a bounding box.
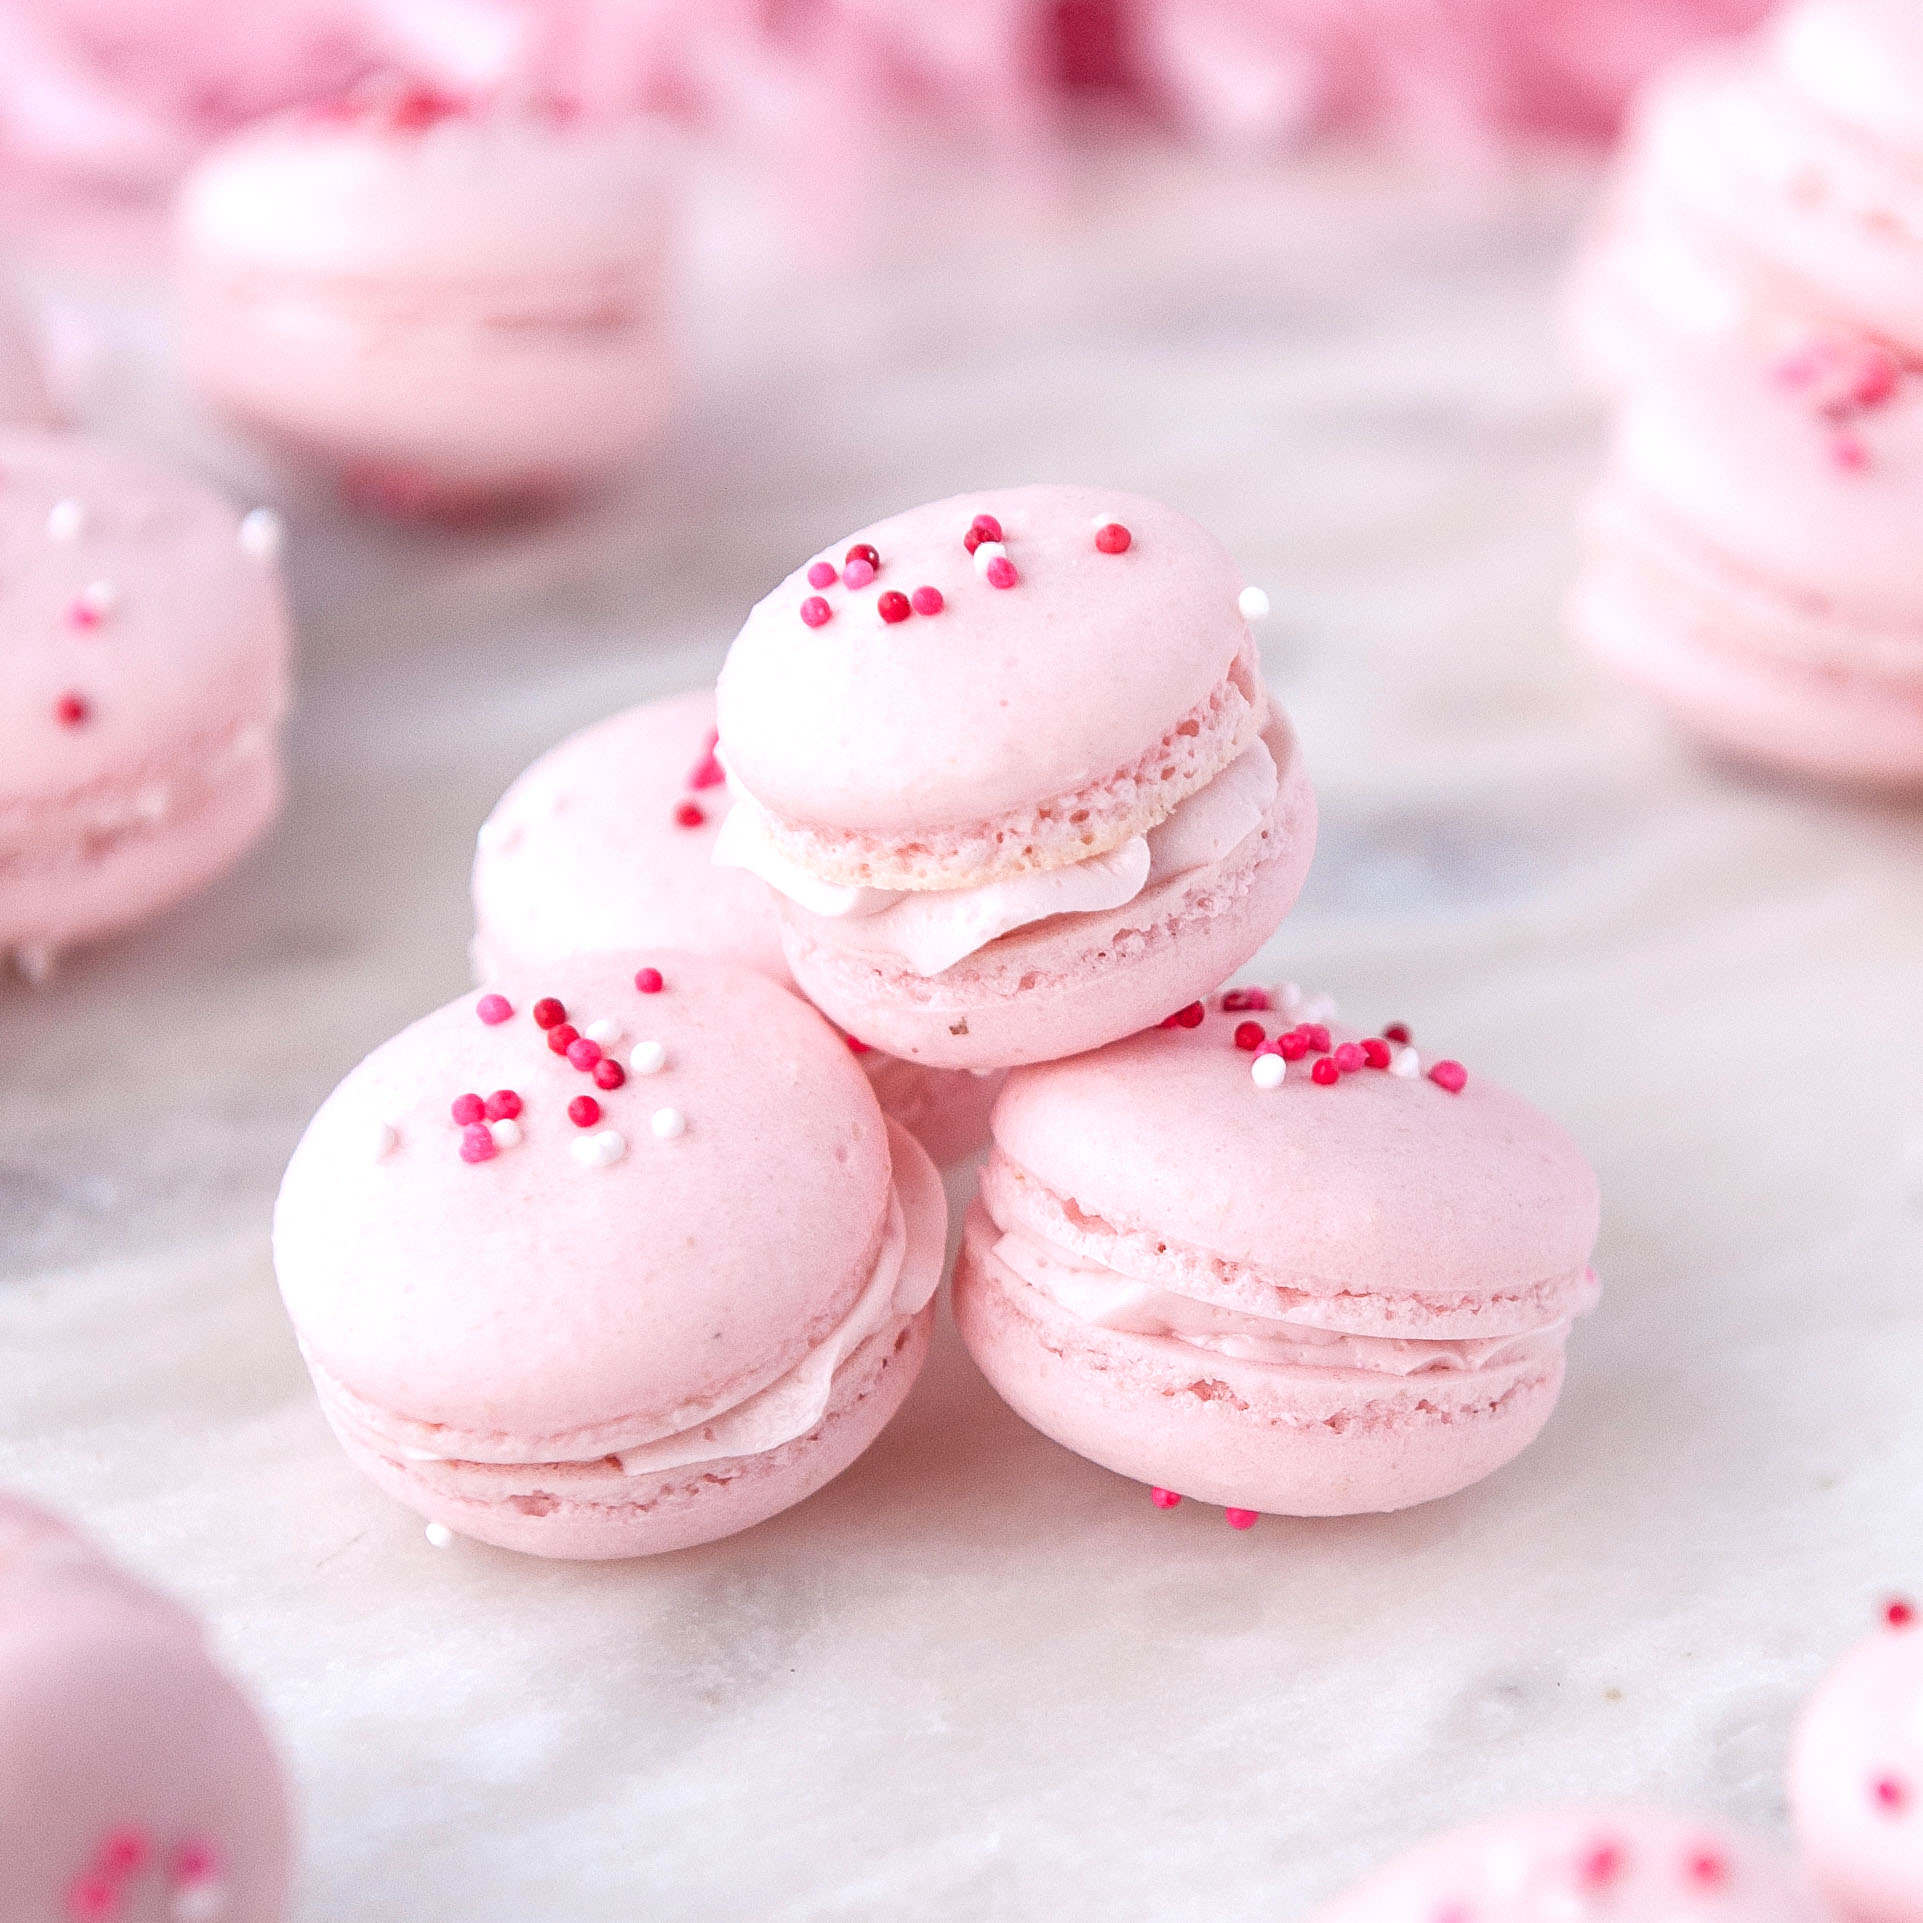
[0,430,289,981]
[1307,1806,1824,1923]
[471,686,1002,1164]
[273,951,946,1559]
[175,81,673,515]
[952,985,1600,1520]
[1570,325,1923,786]
[1789,1598,1923,1923]
[0,1492,293,1922]
[713,484,1316,1070]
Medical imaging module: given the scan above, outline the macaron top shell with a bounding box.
[717,484,1256,835]
[177,98,670,282]
[1773,0,1923,152]
[1309,1806,1823,1923]
[0,430,288,804]
[273,954,893,1447]
[472,687,789,984]
[990,1005,1599,1308]
[1789,1613,1923,1923]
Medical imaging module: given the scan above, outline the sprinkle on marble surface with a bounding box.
[572,1127,627,1168]
[1361,1038,1392,1069]
[963,512,1001,553]
[1383,1021,1411,1044]
[1233,1021,1265,1051]
[593,1058,626,1090]
[1332,1042,1366,1074]
[459,1124,496,1164]
[568,1095,601,1128]
[69,580,117,627]
[1094,521,1131,554]
[1251,1052,1286,1089]
[1150,1486,1180,1508]
[971,539,1007,575]
[1578,1839,1625,1889]
[1391,1046,1420,1078]
[878,589,911,624]
[1160,1001,1205,1030]
[451,1092,486,1126]
[238,505,285,560]
[476,993,513,1025]
[1224,1508,1258,1530]
[1428,1059,1468,1094]
[674,800,706,828]
[844,1033,872,1054]
[532,997,566,1029]
[1873,1774,1910,1814]
[631,1039,667,1075]
[1686,1849,1729,1889]
[806,560,838,589]
[1238,586,1270,621]
[483,1089,521,1121]
[1220,987,1270,1013]
[1310,1058,1339,1086]
[424,1522,454,1549]
[546,1022,579,1055]
[911,585,944,614]
[488,1118,522,1150]
[651,1106,686,1140]
[584,1018,624,1047]
[47,497,85,540]
[54,691,89,728]
[800,595,833,628]
[566,1036,603,1071]
[1887,1597,1916,1628]
[634,967,664,994]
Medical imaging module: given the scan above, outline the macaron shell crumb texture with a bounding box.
[1790,1616,1923,1923]
[1307,1806,1825,1923]
[0,1496,292,1923]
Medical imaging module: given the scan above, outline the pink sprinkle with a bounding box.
[55,691,89,728]
[98,1830,149,1877]
[1580,1843,1626,1889]
[1302,1023,1332,1053]
[806,561,838,589]
[459,1124,496,1164]
[799,595,833,628]
[1428,1059,1468,1093]
[688,735,726,789]
[674,800,706,829]
[842,557,877,590]
[964,513,1002,553]
[67,597,104,629]
[1233,1021,1265,1052]
[1220,987,1270,1013]
[593,1058,626,1090]
[65,1875,118,1922]
[1874,1775,1910,1814]
[1833,433,1869,471]
[566,1037,603,1071]
[1094,522,1132,554]
[1887,1597,1917,1629]
[984,555,1018,589]
[483,1089,522,1121]
[1687,1851,1729,1889]
[911,585,944,615]
[635,967,665,995]
[1333,1041,1366,1073]
[476,993,513,1025]
[1224,1508,1258,1530]
[1361,1038,1392,1070]
[1150,1487,1181,1509]
[175,1840,221,1884]
[568,1095,601,1128]
[450,1091,486,1126]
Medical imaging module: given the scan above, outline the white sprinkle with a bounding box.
[584,1018,624,1048]
[631,1039,667,1075]
[77,578,118,617]
[488,1118,522,1150]
[46,497,85,540]
[1238,586,1271,621]
[169,1881,229,1923]
[1299,992,1338,1024]
[424,1522,454,1549]
[1251,1052,1286,1089]
[650,1106,686,1141]
[1390,1046,1420,1078]
[238,506,285,560]
[571,1127,627,1168]
[374,1122,400,1160]
[971,540,1007,575]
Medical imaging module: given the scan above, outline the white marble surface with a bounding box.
[3,148,1922,1921]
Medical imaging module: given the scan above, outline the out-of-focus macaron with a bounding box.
[472,686,1002,1164]
[273,952,946,1559]
[175,81,673,516]
[1307,1806,1824,1923]
[952,986,1599,1521]
[0,1493,293,1922]
[0,279,56,428]
[714,484,1315,1070]
[0,430,289,980]
[1570,325,1923,786]
[1790,1598,1923,1923]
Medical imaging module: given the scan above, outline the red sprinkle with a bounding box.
[1687,1851,1729,1889]
[911,585,944,615]
[483,1089,522,1121]
[984,555,1018,590]
[475,993,513,1025]
[635,967,665,994]
[546,1022,579,1055]
[566,1037,603,1071]
[1233,1021,1266,1052]
[1224,1508,1258,1530]
[806,561,838,589]
[877,589,912,624]
[674,800,706,829]
[845,542,881,572]
[1150,1487,1181,1509]
[175,1841,220,1884]
[964,513,1002,553]
[1383,1022,1411,1045]
[1333,1041,1366,1073]
[532,998,567,1030]
[1428,1059,1468,1094]
[450,1092,486,1126]
[1171,1001,1205,1029]
[1310,1058,1340,1086]
[389,82,466,131]
[1834,433,1869,471]
[1580,1843,1626,1889]
[688,733,726,789]
[99,1830,149,1877]
[844,1034,873,1055]
[65,1875,118,1922]
[593,1058,626,1090]
[1303,1023,1332,1053]
[54,691,89,728]
[1277,1030,1311,1062]
[800,595,833,628]
[1887,1597,1917,1629]
[1361,1038,1393,1070]
[568,1095,601,1128]
[458,1124,496,1164]
[1874,1776,1910,1814]
[1094,522,1132,554]
[67,597,104,630]
[1220,987,1271,1013]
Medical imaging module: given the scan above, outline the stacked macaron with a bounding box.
[1565,0,1923,785]
[175,79,674,515]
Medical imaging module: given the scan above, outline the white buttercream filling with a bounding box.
[994,1225,1567,1377]
[714,738,1278,977]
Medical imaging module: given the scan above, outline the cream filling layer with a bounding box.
[369,1189,935,1478]
[994,1224,1570,1377]
[714,737,1278,977]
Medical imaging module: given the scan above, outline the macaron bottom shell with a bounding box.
[952,1209,1568,1518]
[777,713,1317,1072]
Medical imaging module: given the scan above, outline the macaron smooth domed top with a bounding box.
[273,954,894,1451]
[716,484,1257,835]
[1,431,288,805]
[990,1010,1599,1310]
[1773,0,1923,152]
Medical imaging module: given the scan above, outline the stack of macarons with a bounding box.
[278,479,1600,1555]
[1564,0,1923,786]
